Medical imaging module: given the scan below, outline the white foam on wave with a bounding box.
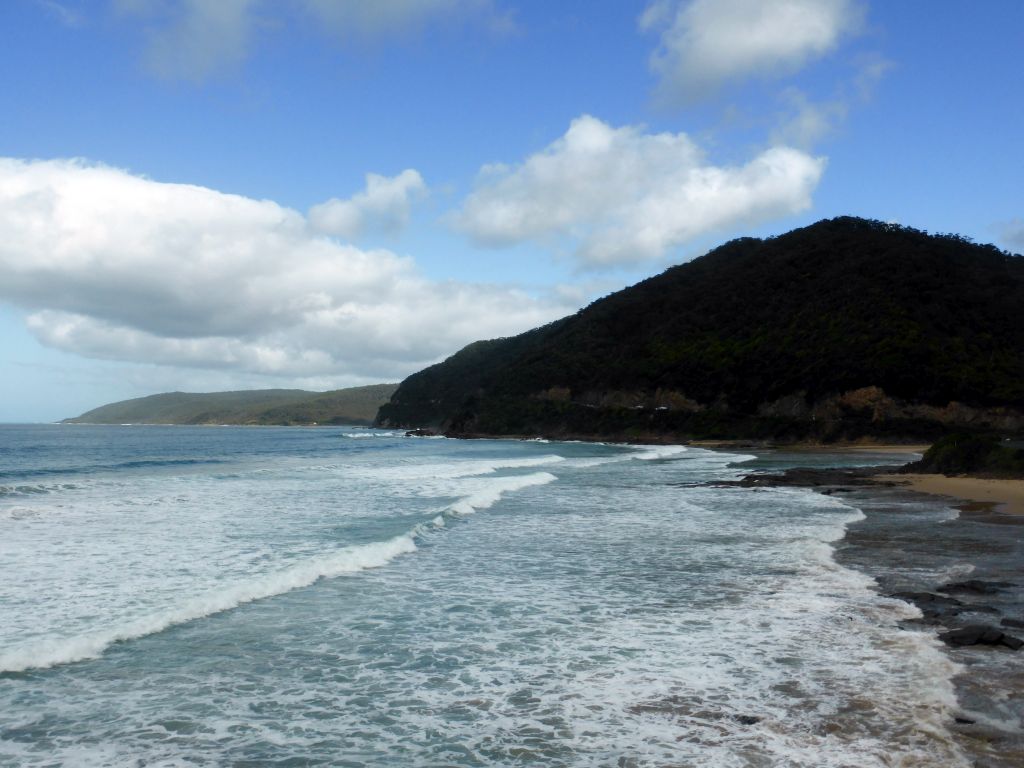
[2,505,45,520]
[0,481,78,497]
[631,444,688,460]
[1,460,562,674]
[359,454,565,482]
[447,471,557,516]
[0,534,419,674]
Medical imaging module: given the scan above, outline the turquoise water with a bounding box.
[0,426,967,766]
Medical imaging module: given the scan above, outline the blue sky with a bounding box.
[1,0,1022,422]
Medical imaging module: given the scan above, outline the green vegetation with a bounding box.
[905,434,1024,477]
[65,384,397,426]
[377,217,1024,442]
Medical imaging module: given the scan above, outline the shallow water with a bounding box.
[0,426,968,766]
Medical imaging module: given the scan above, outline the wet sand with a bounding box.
[688,440,930,454]
[877,474,1024,516]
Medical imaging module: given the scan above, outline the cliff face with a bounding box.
[377,217,1024,442]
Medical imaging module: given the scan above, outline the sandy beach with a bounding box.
[878,473,1024,516]
[687,440,930,455]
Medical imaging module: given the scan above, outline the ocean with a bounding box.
[0,425,971,766]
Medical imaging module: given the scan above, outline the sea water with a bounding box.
[0,425,968,766]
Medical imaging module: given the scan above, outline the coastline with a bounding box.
[720,445,1024,766]
[876,473,1024,517]
[837,480,1024,766]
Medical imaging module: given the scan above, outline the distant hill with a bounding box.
[377,217,1024,442]
[65,384,398,426]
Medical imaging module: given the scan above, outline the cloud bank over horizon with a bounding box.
[0,158,570,382]
[453,115,825,267]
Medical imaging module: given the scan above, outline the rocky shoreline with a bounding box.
[717,462,1024,767]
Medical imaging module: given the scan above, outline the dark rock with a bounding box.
[890,591,967,622]
[891,591,964,607]
[734,715,761,725]
[939,580,1016,595]
[954,716,977,725]
[404,428,438,437]
[939,624,1023,650]
[1001,617,1024,629]
[724,466,889,489]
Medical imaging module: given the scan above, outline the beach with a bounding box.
[878,473,1024,517]
[839,477,1024,768]
[703,443,1024,766]
[748,449,1024,768]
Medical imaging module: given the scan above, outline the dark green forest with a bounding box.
[377,217,1024,442]
[905,434,1024,477]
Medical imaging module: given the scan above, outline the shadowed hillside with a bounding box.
[65,384,398,426]
[377,217,1024,442]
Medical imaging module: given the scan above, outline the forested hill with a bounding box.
[65,384,398,426]
[376,217,1024,442]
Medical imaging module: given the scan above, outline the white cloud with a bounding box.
[35,0,85,27]
[641,0,864,103]
[301,0,500,39]
[452,115,825,267]
[117,0,256,81]
[0,158,570,381]
[308,169,426,239]
[770,53,892,149]
[117,0,507,80]
[772,88,848,149]
[772,54,892,149]
[1000,219,1024,253]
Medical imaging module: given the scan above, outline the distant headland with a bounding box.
[63,384,397,426]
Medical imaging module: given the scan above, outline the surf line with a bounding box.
[0,471,558,673]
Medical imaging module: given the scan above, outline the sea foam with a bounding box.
[0,462,561,673]
[0,533,418,673]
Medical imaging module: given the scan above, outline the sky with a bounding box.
[1,0,1022,423]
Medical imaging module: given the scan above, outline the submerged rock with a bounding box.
[939,579,1017,596]
[723,466,889,489]
[890,591,969,623]
[939,625,1023,650]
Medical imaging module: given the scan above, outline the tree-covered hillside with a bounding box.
[65,384,397,426]
[377,217,1024,442]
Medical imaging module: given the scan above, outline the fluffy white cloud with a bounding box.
[641,0,863,103]
[308,169,426,239]
[0,158,570,380]
[452,115,825,267]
